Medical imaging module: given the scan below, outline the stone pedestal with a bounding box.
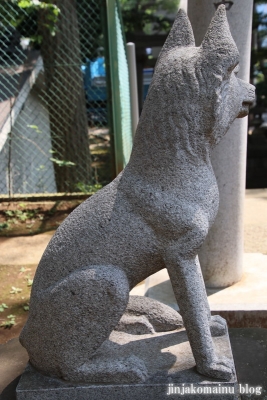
[188,0,254,288]
[17,329,238,400]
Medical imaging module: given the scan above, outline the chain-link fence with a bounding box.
[0,0,132,197]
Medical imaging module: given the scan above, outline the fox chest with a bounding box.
[129,181,219,241]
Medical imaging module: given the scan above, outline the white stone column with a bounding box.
[179,0,188,12]
[188,0,253,288]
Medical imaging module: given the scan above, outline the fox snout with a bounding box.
[237,80,255,118]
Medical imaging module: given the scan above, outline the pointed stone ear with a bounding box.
[201,5,239,64]
[160,9,195,56]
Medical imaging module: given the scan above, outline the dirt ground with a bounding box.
[0,265,33,343]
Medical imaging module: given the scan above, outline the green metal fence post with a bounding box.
[106,0,133,175]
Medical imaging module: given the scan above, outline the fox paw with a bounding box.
[210,315,227,337]
[197,356,234,381]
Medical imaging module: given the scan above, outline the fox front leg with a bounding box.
[195,255,228,337]
[164,245,233,380]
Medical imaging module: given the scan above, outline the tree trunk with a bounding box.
[39,0,91,192]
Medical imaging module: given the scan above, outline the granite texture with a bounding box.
[115,295,184,334]
[17,329,239,399]
[19,5,255,385]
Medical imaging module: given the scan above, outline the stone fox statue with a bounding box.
[20,6,254,382]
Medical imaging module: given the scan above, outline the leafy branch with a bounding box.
[0,0,60,46]
[119,0,179,34]
[18,0,60,37]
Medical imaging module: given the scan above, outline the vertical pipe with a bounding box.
[179,0,188,12]
[101,0,116,180]
[126,42,139,138]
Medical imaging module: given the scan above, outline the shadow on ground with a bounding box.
[0,329,267,399]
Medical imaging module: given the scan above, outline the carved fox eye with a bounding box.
[233,64,240,74]
[228,63,239,74]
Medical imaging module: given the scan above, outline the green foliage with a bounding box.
[27,278,33,286]
[27,124,42,134]
[36,164,46,171]
[119,0,179,14]
[0,303,8,312]
[17,0,60,37]
[0,209,40,233]
[0,315,16,328]
[50,158,76,167]
[252,2,267,107]
[0,0,60,46]
[23,305,30,311]
[76,182,102,193]
[0,222,9,231]
[4,209,38,221]
[10,286,22,294]
[4,211,13,217]
[119,0,180,34]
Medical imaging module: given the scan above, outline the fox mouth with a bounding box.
[237,101,253,118]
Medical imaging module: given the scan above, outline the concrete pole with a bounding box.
[188,0,253,288]
[179,0,188,12]
[126,42,139,137]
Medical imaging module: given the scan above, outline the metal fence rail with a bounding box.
[107,0,132,175]
[0,0,132,197]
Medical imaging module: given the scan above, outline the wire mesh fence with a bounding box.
[0,0,132,197]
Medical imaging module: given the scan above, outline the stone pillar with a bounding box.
[179,0,188,12]
[188,0,253,288]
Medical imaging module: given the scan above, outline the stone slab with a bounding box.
[145,253,267,327]
[16,329,239,399]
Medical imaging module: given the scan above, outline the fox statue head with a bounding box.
[134,5,255,159]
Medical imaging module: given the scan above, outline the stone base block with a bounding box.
[17,329,239,399]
